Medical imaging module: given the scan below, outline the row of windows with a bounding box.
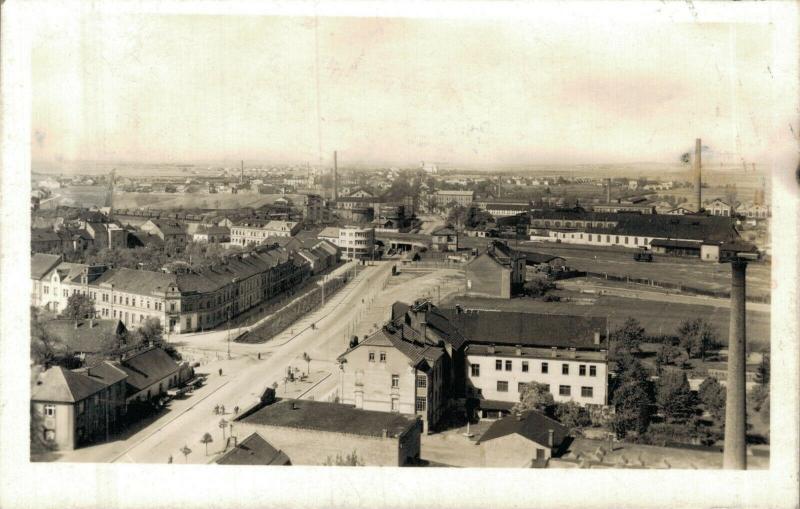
[496,381,594,398]
[368,351,387,363]
[483,361,597,377]
[557,232,649,246]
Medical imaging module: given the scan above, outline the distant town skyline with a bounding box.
[32,12,790,167]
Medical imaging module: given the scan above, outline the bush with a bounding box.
[554,401,591,430]
[697,377,726,422]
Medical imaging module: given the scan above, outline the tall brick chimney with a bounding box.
[723,260,748,469]
[694,138,702,211]
[333,151,338,201]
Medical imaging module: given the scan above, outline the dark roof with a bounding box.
[146,219,186,235]
[342,322,445,369]
[42,319,126,354]
[391,301,411,321]
[478,399,516,412]
[195,225,230,235]
[524,252,565,265]
[215,432,291,466]
[31,229,61,243]
[31,366,108,403]
[240,400,419,438]
[478,410,569,447]
[31,253,62,279]
[119,347,179,392]
[73,361,129,386]
[432,226,457,236]
[439,308,607,350]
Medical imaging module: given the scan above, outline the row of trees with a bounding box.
[83,240,244,272]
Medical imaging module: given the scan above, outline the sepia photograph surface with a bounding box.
[1,1,798,508]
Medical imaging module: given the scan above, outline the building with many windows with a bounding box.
[433,190,474,208]
[30,244,310,334]
[337,320,447,433]
[230,220,301,246]
[318,226,375,261]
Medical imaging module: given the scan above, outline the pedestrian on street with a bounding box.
[219,368,223,376]
[220,404,225,415]
[234,406,239,415]
[214,404,219,415]
[168,455,173,464]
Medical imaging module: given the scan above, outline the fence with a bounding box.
[236,270,358,344]
[581,271,770,304]
[400,260,466,270]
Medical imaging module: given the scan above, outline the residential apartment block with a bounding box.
[230,220,301,246]
[433,190,474,208]
[30,244,309,334]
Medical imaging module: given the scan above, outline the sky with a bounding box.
[30,10,794,167]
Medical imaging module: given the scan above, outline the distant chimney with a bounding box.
[515,345,522,356]
[551,346,558,358]
[74,320,79,330]
[547,429,555,448]
[569,347,577,358]
[694,138,702,211]
[292,402,299,410]
[593,332,600,345]
[420,321,428,342]
[488,344,495,354]
[333,151,339,201]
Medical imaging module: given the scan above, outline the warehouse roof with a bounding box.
[478,410,569,448]
[215,433,291,466]
[240,400,419,438]
[32,366,108,403]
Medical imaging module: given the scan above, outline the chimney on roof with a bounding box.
[551,346,558,358]
[593,332,600,345]
[488,344,495,354]
[515,345,522,356]
[381,428,388,438]
[547,429,555,448]
[291,401,299,410]
[74,320,79,330]
[516,412,523,421]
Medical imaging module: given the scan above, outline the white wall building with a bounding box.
[319,226,375,260]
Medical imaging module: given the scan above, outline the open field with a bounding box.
[43,186,304,210]
[443,291,771,345]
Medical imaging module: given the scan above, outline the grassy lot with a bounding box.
[112,192,301,210]
[443,292,771,345]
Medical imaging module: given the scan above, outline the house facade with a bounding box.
[231,220,301,246]
[430,226,458,252]
[465,241,526,299]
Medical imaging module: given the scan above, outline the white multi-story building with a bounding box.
[465,344,608,408]
[231,220,300,246]
[318,226,375,260]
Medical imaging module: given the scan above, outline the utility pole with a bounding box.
[227,307,231,360]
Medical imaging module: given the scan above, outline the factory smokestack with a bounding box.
[723,260,748,469]
[240,160,244,185]
[694,138,702,211]
[333,151,338,201]
[606,178,611,204]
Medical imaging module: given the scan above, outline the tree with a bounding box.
[612,381,654,438]
[523,278,555,298]
[697,377,726,422]
[323,450,364,466]
[131,317,164,345]
[180,444,192,463]
[677,318,719,360]
[200,432,213,456]
[655,344,688,370]
[302,352,311,375]
[612,318,646,353]
[656,371,695,422]
[447,205,469,229]
[512,382,554,414]
[554,401,591,430]
[756,353,770,385]
[30,306,68,368]
[61,293,96,321]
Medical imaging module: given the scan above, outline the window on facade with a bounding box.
[125,297,129,306]
[470,364,480,377]
[170,303,176,312]
[495,360,502,371]
[44,404,55,416]
[559,385,571,396]
[415,397,427,412]
[132,298,136,307]
[368,352,375,362]
[497,381,509,392]
[44,429,55,441]
[379,352,386,363]
[589,365,597,377]
[579,365,586,376]
[522,361,529,372]
[391,399,398,412]
[391,375,400,388]
[588,234,592,242]
[562,364,569,375]
[416,375,427,388]
[581,386,593,398]
[541,362,549,374]
[505,360,512,371]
